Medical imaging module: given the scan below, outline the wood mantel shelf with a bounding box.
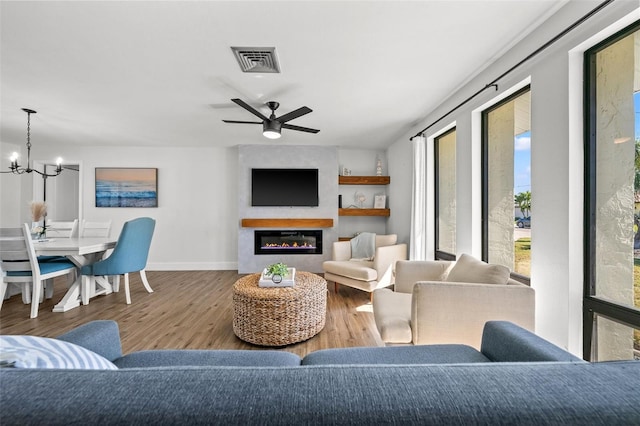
[338,176,390,185]
[338,208,390,217]
[241,218,334,228]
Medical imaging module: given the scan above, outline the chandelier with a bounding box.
[4,108,63,178]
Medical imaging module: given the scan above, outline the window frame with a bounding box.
[434,127,457,261]
[582,20,640,361]
[481,85,531,285]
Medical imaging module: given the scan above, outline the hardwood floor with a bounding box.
[0,271,384,358]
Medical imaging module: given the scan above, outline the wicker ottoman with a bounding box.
[232,271,327,346]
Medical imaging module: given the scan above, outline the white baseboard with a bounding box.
[145,262,238,271]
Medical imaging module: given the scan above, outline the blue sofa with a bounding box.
[1,320,639,424]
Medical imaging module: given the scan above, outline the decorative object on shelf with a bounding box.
[354,191,366,208]
[341,166,351,176]
[376,156,383,176]
[374,194,386,209]
[3,108,63,178]
[338,174,391,217]
[95,168,158,208]
[259,263,296,288]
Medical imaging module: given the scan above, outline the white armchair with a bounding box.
[373,254,535,349]
[322,234,407,296]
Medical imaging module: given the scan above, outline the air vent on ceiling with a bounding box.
[231,47,280,73]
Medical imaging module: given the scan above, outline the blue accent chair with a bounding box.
[81,217,155,305]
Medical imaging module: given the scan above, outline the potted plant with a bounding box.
[265,262,289,283]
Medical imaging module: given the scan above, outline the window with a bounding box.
[481,87,531,280]
[435,128,456,260]
[584,21,640,361]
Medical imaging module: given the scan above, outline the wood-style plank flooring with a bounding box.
[0,271,383,358]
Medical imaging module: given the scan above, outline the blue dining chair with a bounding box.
[81,217,155,305]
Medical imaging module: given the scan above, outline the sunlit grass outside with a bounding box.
[514,237,531,277]
[634,259,640,354]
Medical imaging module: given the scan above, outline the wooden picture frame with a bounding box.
[95,167,158,207]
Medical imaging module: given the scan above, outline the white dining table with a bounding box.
[33,236,117,312]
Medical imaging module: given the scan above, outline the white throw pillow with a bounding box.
[0,335,118,370]
[445,254,510,284]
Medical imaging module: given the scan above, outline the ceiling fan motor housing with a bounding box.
[263,120,282,133]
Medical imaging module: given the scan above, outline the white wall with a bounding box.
[386,140,412,246]
[237,144,338,274]
[236,145,391,273]
[0,141,25,227]
[386,0,640,356]
[338,148,392,238]
[0,141,390,273]
[0,143,240,270]
[43,163,79,221]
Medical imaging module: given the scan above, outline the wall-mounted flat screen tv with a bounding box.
[251,168,319,207]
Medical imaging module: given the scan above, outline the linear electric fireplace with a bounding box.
[254,230,322,255]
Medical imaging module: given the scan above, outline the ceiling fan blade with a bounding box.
[277,106,312,123]
[282,123,320,134]
[231,98,269,120]
[222,120,263,124]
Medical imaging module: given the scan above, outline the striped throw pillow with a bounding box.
[0,335,118,370]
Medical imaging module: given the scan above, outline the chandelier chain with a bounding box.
[26,111,32,151]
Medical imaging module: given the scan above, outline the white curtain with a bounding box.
[410,135,427,260]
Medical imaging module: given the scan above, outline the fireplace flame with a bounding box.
[263,241,315,249]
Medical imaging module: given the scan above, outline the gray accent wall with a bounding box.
[238,145,338,273]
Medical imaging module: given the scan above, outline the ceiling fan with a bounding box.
[222,98,320,139]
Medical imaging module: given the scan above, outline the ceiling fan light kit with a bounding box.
[223,98,319,139]
[263,120,282,139]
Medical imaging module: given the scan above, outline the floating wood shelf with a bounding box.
[338,208,390,217]
[241,218,334,228]
[339,176,390,185]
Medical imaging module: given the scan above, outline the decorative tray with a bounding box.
[258,267,296,288]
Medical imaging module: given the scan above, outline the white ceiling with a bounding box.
[0,1,566,151]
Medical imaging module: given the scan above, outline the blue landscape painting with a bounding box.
[95,168,158,207]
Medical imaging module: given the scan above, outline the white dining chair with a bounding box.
[0,224,77,318]
[80,220,112,237]
[35,219,79,298]
[46,219,79,238]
